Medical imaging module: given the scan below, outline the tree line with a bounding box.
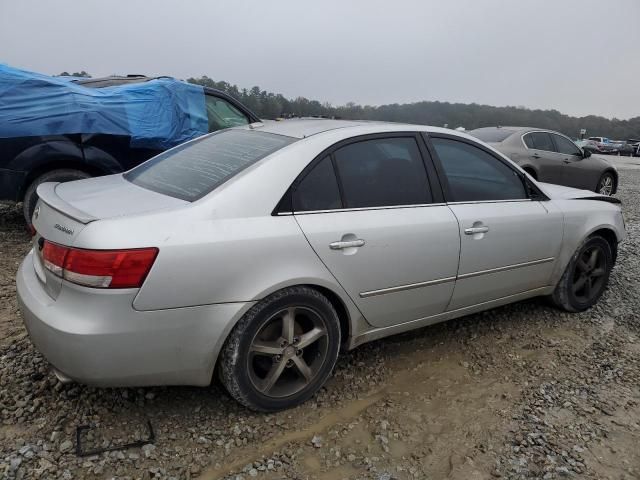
[57,72,639,140]
[187,76,639,141]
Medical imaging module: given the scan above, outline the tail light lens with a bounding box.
[41,240,158,288]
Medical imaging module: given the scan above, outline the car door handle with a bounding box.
[563,159,571,164]
[464,226,489,235]
[329,239,365,250]
[532,153,541,159]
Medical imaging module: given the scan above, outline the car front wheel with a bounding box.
[219,286,341,412]
[596,172,615,196]
[551,235,613,312]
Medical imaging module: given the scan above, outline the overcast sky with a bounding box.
[1,0,638,119]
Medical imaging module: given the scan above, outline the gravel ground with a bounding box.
[1,170,639,480]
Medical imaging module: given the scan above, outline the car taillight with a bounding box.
[41,240,158,288]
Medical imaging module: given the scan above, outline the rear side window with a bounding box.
[524,132,555,152]
[431,137,527,202]
[552,134,582,156]
[205,95,250,132]
[125,129,294,201]
[293,156,342,211]
[333,137,431,208]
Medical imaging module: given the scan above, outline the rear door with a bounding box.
[522,131,566,184]
[427,134,563,310]
[292,134,461,328]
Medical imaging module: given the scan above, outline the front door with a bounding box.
[523,131,566,185]
[549,132,592,190]
[428,135,564,310]
[292,135,461,328]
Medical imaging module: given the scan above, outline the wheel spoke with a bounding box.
[573,275,587,293]
[292,356,313,381]
[281,308,296,343]
[587,249,599,270]
[591,267,606,278]
[584,277,593,298]
[251,341,282,356]
[576,258,589,273]
[297,327,326,349]
[258,360,287,393]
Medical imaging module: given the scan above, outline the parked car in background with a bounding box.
[614,140,637,157]
[0,65,259,225]
[576,139,606,154]
[18,119,625,411]
[470,127,618,195]
[587,137,619,154]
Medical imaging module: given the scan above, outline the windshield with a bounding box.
[125,129,295,201]
[468,128,515,143]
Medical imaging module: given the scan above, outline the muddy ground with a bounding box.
[1,169,639,480]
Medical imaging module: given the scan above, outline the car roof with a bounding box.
[242,118,459,139]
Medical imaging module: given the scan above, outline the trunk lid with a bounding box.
[31,174,187,299]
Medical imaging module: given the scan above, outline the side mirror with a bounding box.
[582,149,592,159]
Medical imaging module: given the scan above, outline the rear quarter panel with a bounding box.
[74,209,363,333]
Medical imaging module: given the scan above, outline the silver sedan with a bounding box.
[17,119,626,411]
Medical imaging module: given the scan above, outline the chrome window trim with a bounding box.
[457,257,555,280]
[360,276,457,298]
[447,198,532,206]
[278,198,536,215]
[356,257,555,299]
[281,202,448,216]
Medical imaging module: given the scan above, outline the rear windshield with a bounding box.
[469,128,515,143]
[125,129,295,201]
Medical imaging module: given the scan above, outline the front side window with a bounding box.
[126,129,294,201]
[552,134,582,156]
[205,95,250,132]
[431,137,527,202]
[293,156,342,212]
[524,132,555,152]
[333,137,431,208]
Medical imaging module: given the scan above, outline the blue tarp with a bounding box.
[0,64,208,149]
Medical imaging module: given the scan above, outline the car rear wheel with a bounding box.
[23,169,91,226]
[219,286,341,412]
[596,172,615,196]
[550,235,613,312]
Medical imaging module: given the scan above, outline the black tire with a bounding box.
[219,286,341,412]
[22,169,91,225]
[551,235,613,312]
[596,172,616,196]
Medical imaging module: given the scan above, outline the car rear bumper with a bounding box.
[17,250,252,387]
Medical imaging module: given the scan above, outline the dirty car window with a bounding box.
[125,129,295,201]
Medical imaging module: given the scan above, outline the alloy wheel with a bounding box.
[247,306,329,398]
[598,175,614,196]
[571,245,607,303]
